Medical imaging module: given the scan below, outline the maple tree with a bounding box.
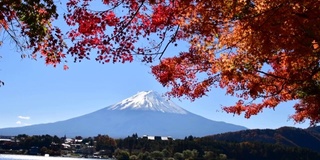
[1,0,320,124]
[0,0,66,67]
[0,0,64,87]
[150,0,320,125]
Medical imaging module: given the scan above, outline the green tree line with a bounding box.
[1,134,320,160]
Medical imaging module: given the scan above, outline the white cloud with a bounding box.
[18,116,30,120]
[16,121,22,124]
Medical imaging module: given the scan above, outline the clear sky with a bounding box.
[0,2,311,131]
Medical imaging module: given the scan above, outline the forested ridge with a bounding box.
[207,126,320,153]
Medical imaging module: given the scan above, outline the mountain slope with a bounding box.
[0,91,246,138]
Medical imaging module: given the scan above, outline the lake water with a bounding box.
[0,154,110,160]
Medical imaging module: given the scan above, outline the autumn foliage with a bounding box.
[1,0,320,125]
[0,0,66,65]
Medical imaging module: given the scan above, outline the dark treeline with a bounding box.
[0,134,62,156]
[207,126,320,153]
[1,133,320,160]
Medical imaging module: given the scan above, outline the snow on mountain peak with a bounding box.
[107,91,188,114]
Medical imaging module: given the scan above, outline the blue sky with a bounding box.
[0,1,310,131]
[0,43,310,130]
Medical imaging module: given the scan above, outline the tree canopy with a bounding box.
[1,0,320,125]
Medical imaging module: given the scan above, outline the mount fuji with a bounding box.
[0,91,246,138]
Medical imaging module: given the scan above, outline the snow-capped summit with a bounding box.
[107,91,188,114]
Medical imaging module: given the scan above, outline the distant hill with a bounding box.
[0,91,246,138]
[207,126,320,153]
